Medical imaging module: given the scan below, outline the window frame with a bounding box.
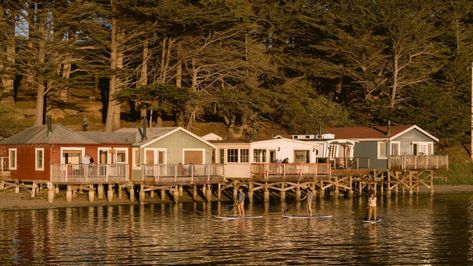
[35,148,44,171]
[8,148,17,170]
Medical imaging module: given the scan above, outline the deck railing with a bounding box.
[250,163,332,177]
[326,157,371,169]
[390,155,449,170]
[50,164,129,184]
[136,164,225,184]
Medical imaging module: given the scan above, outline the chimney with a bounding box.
[46,116,52,136]
[142,117,148,142]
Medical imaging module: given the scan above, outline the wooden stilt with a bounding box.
[319,180,325,198]
[97,185,104,199]
[88,186,95,202]
[248,182,254,203]
[14,183,19,193]
[161,189,166,201]
[107,185,114,202]
[179,185,184,197]
[129,186,135,202]
[66,185,73,203]
[334,177,339,197]
[206,184,212,202]
[118,185,123,199]
[233,183,238,202]
[409,172,414,196]
[296,182,301,201]
[193,186,198,201]
[264,183,270,202]
[150,190,155,198]
[47,183,55,203]
[139,184,146,202]
[217,184,222,201]
[31,182,37,198]
[280,182,286,201]
[429,171,434,196]
[348,177,353,198]
[173,187,180,203]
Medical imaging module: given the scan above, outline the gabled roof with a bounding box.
[0,124,98,144]
[324,125,438,142]
[116,127,217,148]
[79,132,136,144]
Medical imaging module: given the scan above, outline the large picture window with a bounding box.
[227,149,238,162]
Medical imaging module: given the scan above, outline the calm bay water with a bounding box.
[0,194,472,265]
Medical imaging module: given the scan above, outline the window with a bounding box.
[8,148,16,170]
[144,149,166,164]
[294,150,309,163]
[378,142,387,159]
[35,148,44,171]
[218,149,224,164]
[61,148,84,164]
[132,148,141,169]
[328,145,337,158]
[412,142,433,155]
[391,142,400,156]
[253,149,266,162]
[240,149,249,163]
[227,149,238,162]
[116,150,127,163]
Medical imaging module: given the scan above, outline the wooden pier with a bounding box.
[0,155,448,204]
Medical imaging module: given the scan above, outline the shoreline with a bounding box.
[0,185,472,211]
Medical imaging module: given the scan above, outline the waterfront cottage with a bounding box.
[0,122,134,184]
[115,127,219,182]
[324,124,447,170]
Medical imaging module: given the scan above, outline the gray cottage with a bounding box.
[324,125,445,170]
[115,127,217,180]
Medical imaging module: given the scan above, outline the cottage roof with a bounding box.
[324,125,438,141]
[115,127,177,144]
[79,132,136,144]
[0,124,98,144]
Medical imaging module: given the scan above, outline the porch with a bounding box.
[50,164,129,184]
[390,155,449,170]
[134,164,225,185]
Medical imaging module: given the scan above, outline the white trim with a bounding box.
[114,147,128,164]
[390,141,401,156]
[143,148,167,164]
[390,125,439,142]
[60,147,85,164]
[182,148,205,164]
[377,141,388,159]
[141,127,217,149]
[411,141,434,155]
[35,148,45,171]
[8,148,17,170]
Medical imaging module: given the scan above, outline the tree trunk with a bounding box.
[139,38,149,121]
[176,42,182,89]
[390,53,399,108]
[34,8,46,126]
[0,3,15,104]
[104,1,120,132]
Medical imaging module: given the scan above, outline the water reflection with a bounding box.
[0,194,471,264]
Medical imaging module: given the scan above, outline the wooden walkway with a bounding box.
[0,155,447,204]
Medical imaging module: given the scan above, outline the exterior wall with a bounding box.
[250,139,317,163]
[393,128,434,155]
[9,144,51,181]
[353,141,387,169]
[213,142,251,178]
[142,130,214,164]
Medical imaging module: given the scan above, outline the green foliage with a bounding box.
[436,163,473,185]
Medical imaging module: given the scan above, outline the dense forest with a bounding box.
[0,0,472,144]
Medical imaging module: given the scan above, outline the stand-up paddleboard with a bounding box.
[215,215,263,220]
[283,214,333,219]
[362,218,382,224]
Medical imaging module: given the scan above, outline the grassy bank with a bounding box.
[436,163,473,185]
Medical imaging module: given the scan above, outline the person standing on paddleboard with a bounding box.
[367,192,377,221]
[237,187,246,217]
[301,188,313,216]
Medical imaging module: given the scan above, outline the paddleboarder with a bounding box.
[301,188,313,216]
[237,187,246,217]
[367,192,377,221]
